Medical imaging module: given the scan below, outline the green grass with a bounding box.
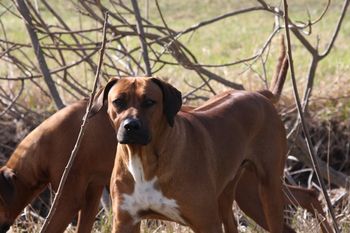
[143,1,350,77]
[2,0,349,97]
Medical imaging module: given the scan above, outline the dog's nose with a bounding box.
[123,118,141,131]
[118,117,150,145]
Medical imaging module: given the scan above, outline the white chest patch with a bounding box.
[120,154,185,224]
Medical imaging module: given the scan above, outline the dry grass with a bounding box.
[9,197,350,232]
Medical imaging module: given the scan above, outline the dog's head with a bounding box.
[0,167,16,232]
[90,77,182,145]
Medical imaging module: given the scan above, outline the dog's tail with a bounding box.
[258,36,289,104]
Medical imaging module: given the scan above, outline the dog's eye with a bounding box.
[112,98,126,109]
[142,99,156,108]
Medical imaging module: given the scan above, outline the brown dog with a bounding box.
[90,72,332,232]
[92,76,286,232]
[0,101,330,232]
[0,101,116,233]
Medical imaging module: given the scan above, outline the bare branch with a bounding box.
[319,0,349,58]
[131,0,151,76]
[175,6,266,39]
[15,0,64,110]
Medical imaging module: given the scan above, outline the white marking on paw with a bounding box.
[121,154,185,224]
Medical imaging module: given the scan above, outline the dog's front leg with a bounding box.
[111,207,140,233]
[110,172,141,233]
[184,201,223,233]
[112,222,140,233]
[191,219,223,233]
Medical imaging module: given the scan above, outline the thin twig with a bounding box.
[0,48,100,81]
[282,1,340,232]
[154,0,216,95]
[174,6,266,41]
[319,0,349,58]
[38,12,109,233]
[0,80,24,117]
[302,0,349,107]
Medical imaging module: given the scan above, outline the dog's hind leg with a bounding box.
[218,181,239,233]
[236,169,296,233]
[219,164,250,233]
[258,173,285,233]
[76,184,104,233]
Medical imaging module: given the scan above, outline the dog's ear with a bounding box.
[0,167,16,204]
[151,78,182,127]
[89,78,119,118]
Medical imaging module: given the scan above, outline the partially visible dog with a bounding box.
[0,100,116,233]
[0,87,331,232]
[90,59,331,232]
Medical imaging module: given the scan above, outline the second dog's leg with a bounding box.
[42,189,83,233]
[76,184,104,233]
[283,185,333,233]
[44,173,95,233]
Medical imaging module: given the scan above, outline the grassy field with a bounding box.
[1,0,350,104]
[1,0,350,232]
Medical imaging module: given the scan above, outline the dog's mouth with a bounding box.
[117,127,151,145]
